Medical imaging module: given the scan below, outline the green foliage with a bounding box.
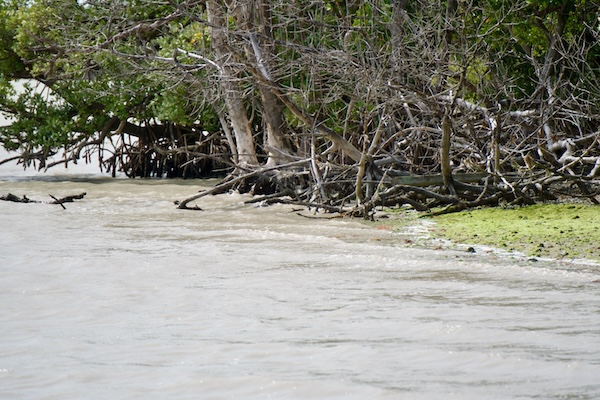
[1,83,71,149]
[0,0,216,158]
[472,0,600,100]
[0,3,27,79]
[0,0,598,171]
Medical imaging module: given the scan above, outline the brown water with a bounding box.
[1,163,599,399]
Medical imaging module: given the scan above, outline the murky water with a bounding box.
[1,163,599,399]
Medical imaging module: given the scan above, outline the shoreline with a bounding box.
[371,204,600,270]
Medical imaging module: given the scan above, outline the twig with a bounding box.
[49,195,67,210]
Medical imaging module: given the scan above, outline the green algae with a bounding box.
[428,204,600,261]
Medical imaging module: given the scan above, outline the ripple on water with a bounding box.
[1,175,599,399]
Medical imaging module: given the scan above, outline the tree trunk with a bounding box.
[441,113,455,194]
[245,0,293,166]
[206,0,258,167]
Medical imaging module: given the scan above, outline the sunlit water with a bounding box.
[1,161,599,399]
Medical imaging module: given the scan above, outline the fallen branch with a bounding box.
[175,159,310,209]
[0,193,39,203]
[49,192,87,204]
[264,197,347,213]
[1,192,87,209]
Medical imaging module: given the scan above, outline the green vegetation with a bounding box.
[429,205,600,261]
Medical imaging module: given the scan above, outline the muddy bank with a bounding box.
[374,204,600,265]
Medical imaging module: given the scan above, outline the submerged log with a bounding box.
[0,193,38,203]
[48,192,87,204]
[1,192,87,209]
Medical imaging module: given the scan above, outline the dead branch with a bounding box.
[1,192,87,208]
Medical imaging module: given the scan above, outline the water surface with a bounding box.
[1,164,599,399]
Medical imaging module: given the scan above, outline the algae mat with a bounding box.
[429,204,600,261]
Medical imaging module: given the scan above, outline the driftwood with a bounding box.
[175,158,599,218]
[0,193,38,203]
[175,159,310,210]
[1,192,87,209]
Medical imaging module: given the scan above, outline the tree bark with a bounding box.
[244,1,293,166]
[206,0,258,167]
[441,113,455,194]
